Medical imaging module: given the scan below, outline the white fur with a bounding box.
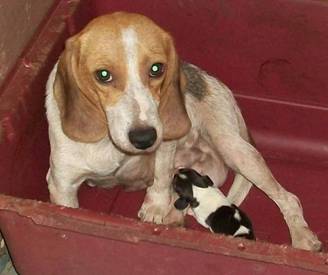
[138,141,177,223]
[178,173,188,180]
[190,185,250,236]
[190,185,230,228]
[233,225,250,237]
[233,210,241,222]
[121,28,158,122]
[101,27,163,154]
[46,64,125,207]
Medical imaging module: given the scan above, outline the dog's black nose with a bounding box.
[128,127,157,149]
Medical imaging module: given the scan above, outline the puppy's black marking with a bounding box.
[206,205,255,240]
[173,168,255,240]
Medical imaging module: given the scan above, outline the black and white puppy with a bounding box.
[173,168,255,240]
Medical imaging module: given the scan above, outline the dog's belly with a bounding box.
[175,130,228,187]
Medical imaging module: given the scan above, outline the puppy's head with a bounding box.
[54,12,191,153]
[173,168,214,210]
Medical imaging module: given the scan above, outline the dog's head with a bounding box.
[53,12,191,153]
[173,168,214,210]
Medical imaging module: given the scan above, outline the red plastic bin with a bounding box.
[0,0,328,274]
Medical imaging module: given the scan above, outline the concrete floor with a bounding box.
[0,261,17,275]
[0,238,17,275]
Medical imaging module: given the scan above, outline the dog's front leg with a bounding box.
[138,141,177,224]
[47,160,84,208]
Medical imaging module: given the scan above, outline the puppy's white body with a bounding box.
[190,185,251,237]
[233,223,251,237]
[190,186,230,228]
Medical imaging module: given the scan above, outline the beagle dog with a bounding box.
[173,168,255,240]
[45,12,321,251]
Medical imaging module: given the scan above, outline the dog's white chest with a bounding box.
[84,142,155,188]
[84,139,125,176]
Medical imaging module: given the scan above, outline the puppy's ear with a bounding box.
[202,175,214,187]
[159,33,191,140]
[54,35,107,142]
[174,197,189,210]
[192,176,211,188]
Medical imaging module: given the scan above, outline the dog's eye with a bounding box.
[95,69,112,83]
[149,63,164,78]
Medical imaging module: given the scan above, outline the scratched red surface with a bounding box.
[0,0,328,274]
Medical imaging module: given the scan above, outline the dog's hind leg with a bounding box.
[208,131,322,251]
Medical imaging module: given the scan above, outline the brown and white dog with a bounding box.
[45,12,321,251]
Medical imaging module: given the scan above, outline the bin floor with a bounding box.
[13,115,325,249]
[77,159,327,247]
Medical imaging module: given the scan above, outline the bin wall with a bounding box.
[0,0,56,88]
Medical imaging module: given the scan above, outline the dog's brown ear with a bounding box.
[53,36,107,142]
[159,33,191,140]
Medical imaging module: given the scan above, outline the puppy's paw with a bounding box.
[291,226,322,251]
[138,200,169,224]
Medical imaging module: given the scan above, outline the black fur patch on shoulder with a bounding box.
[205,206,240,236]
[181,62,207,100]
[205,205,255,240]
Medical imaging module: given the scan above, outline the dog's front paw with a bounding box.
[138,201,170,224]
[138,191,171,224]
[291,226,322,251]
